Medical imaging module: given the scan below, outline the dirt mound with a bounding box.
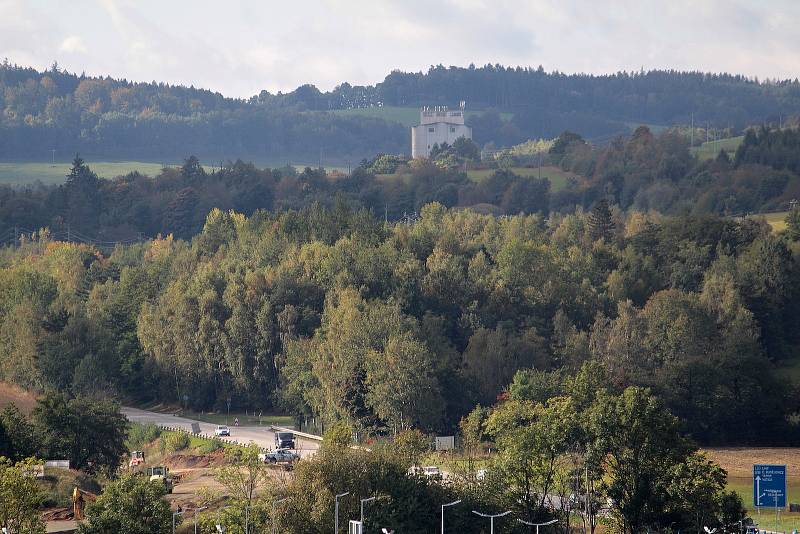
[0,381,38,413]
[164,450,226,469]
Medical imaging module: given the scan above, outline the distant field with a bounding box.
[466,165,577,191]
[692,135,744,161]
[704,447,800,531]
[0,161,173,185]
[0,160,350,185]
[329,106,513,127]
[758,211,790,232]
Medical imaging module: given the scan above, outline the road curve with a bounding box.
[121,407,320,457]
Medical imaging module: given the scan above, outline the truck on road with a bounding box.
[275,431,295,449]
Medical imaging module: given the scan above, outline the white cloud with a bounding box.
[59,35,87,54]
[1,0,798,97]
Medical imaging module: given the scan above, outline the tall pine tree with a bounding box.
[588,198,614,241]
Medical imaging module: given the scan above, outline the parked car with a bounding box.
[215,425,230,436]
[275,431,295,449]
[259,448,300,464]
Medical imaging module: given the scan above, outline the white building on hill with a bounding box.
[411,103,472,158]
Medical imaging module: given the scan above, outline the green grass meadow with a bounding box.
[466,165,576,191]
[0,161,173,185]
[727,476,800,532]
[758,211,790,233]
[692,135,744,161]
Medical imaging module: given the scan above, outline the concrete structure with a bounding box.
[411,103,472,158]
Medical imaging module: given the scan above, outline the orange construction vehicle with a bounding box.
[129,450,145,471]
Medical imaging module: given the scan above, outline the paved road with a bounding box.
[121,407,320,457]
[46,520,77,533]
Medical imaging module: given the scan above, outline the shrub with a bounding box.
[126,423,162,450]
[196,438,224,455]
[160,432,190,454]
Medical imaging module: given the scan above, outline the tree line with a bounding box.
[0,61,405,161]
[0,194,798,445]
[3,124,800,244]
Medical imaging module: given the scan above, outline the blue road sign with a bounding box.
[753,464,786,508]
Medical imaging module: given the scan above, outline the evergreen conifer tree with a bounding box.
[588,198,615,241]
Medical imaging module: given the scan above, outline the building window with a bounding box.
[450,127,456,133]
[428,127,435,133]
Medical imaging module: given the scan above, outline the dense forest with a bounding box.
[1,193,798,445]
[2,125,800,245]
[3,61,800,160]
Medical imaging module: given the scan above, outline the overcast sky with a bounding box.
[1,0,798,98]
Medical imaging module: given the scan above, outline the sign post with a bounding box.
[753,464,786,532]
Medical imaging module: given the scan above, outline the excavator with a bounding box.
[72,487,97,520]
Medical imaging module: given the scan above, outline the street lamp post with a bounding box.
[193,506,208,534]
[441,500,461,534]
[335,492,350,534]
[361,497,376,524]
[272,497,288,534]
[172,509,185,534]
[472,510,512,534]
[518,518,559,534]
[518,518,558,534]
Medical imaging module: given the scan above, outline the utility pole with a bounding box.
[691,113,694,147]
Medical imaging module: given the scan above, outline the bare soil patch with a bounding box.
[164,451,227,470]
[0,381,38,413]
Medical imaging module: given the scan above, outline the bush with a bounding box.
[160,432,190,454]
[126,423,162,450]
[196,438,224,455]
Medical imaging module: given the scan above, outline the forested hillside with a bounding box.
[0,62,405,162]
[3,61,800,161]
[0,201,798,445]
